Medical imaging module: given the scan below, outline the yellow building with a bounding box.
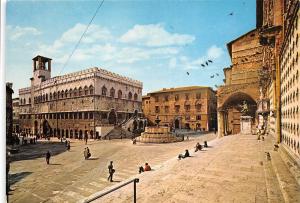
[142,86,217,131]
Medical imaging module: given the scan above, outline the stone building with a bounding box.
[280,1,299,160]
[6,83,14,144]
[12,98,20,133]
[142,86,217,131]
[19,55,143,139]
[217,28,263,136]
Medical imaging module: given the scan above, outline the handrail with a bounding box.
[84,178,139,203]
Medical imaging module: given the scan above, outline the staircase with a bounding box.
[104,126,133,139]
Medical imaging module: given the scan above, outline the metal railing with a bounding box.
[84,178,139,203]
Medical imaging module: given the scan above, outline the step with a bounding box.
[270,151,300,202]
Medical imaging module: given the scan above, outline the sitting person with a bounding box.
[178,149,190,160]
[195,142,202,152]
[139,166,144,174]
[144,163,151,171]
[132,138,137,145]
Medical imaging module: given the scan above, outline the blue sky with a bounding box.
[5,0,256,97]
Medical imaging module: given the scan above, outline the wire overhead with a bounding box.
[59,0,105,75]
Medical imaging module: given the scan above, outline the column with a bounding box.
[217,110,224,138]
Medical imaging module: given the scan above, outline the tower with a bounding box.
[31,55,52,85]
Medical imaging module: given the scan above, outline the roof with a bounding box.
[147,86,212,95]
[226,29,257,58]
[32,55,52,60]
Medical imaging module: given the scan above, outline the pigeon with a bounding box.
[205,61,209,66]
[241,59,245,62]
[186,72,190,75]
[201,64,205,67]
[229,12,233,16]
[216,73,219,76]
[245,58,248,61]
[210,75,214,78]
[214,85,218,88]
[208,60,213,63]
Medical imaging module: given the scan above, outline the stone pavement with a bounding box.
[9,133,216,203]
[87,134,300,203]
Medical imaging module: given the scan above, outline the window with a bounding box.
[89,112,94,119]
[155,96,159,102]
[155,106,160,113]
[165,106,169,113]
[102,86,107,96]
[175,95,179,101]
[84,112,88,119]
[185,104,190,112]
[79,112,82,119]
[175,105,180,113]
[84,86,88,95]
[118,90,122,99]
[196,115,201,120]
[134,93,138,101]
[65,90,68,98]
[164,95,169,101]
[196,93,201,99]
[128,92,132,100]
[57,91,60,99]
[110,88,115,98]
[89,85,94,95]
[74,88,78,97]
[185,94,189,100]
[196,103,202,111]
[185,115,190,120]
[69,89,72,97]
[65,113,68,119]
[79,87,83,96]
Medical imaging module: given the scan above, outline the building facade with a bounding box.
[19,55,143,139]
[6,83,14,144]
[12,98,20,133]
[142,86,217,131]
[280,1,299,160]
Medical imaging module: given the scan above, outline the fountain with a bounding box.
[136,115,182,143]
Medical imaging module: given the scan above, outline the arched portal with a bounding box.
[108,109,117,125]
[174,119,180,129]
[219,92,257,135]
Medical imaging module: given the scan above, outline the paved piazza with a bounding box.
[9,133,216,203]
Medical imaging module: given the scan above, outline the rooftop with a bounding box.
[148,86,212,95]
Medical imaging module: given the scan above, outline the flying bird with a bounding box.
[229,12,234,16]
[201,64,205,67]
[186,72,190,75]
[215,85,218,88]
[208,60,213,63]
[210,75,214,78]
[216,73,219,76]
[205,61,209,66]
[245,58,248,61]
[241,59,245,62]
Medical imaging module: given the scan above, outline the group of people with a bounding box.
[84,147,91,160]
[178,141,209,160]
[139,163,151,173]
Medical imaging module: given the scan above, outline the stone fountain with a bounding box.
[136,116,182,143]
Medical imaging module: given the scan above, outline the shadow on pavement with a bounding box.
[9,172,32,186]
[87,158,99,160]
[10,142,67,162]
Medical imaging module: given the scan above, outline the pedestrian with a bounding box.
[87,147,91,159]
[214,128,217,134]
[46,151,51,164]
[107,161,115,182]
[67,141,71,151]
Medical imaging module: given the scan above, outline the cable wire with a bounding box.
[59,0,105,75]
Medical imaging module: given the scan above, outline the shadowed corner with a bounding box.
[9,172,32,186]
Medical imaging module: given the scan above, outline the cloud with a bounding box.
[7,25,41,41]
[119,24,195,47]
[207,45,224,59]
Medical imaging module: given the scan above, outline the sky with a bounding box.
[5,0,256,97]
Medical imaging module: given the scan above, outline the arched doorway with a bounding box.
[219,92,257,135]
[108,109,117,125]
[174,119,180,129]
[79,130,83,139]
[42,120,50,137]
[34,121,38,136]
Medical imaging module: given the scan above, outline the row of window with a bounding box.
[20,112,95,120]
[154,93,203,102]
[20,85,140,105]
[154,104,202,113]
[281,70,299,94]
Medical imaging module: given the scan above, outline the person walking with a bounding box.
[107,161,115,182]
[84,148,87,160]
[46,151,51,164]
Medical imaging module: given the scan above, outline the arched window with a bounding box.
[61,90,64,98]
[65,90,68,98]
[134,93,138,101]
[118,90,122,99]
[42,95,45,102]
[45,94,48,101]
[74,88,78,97]
[29,98,31,104]
[57,91,60,99]
[50,93,52,100]
[79,87,83,96]
[89,85,94,95]
[110,88,115,98]
[128,92,132,100]
[84,86,88,95]
[102,86,107,96]
[69,89,72,97]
